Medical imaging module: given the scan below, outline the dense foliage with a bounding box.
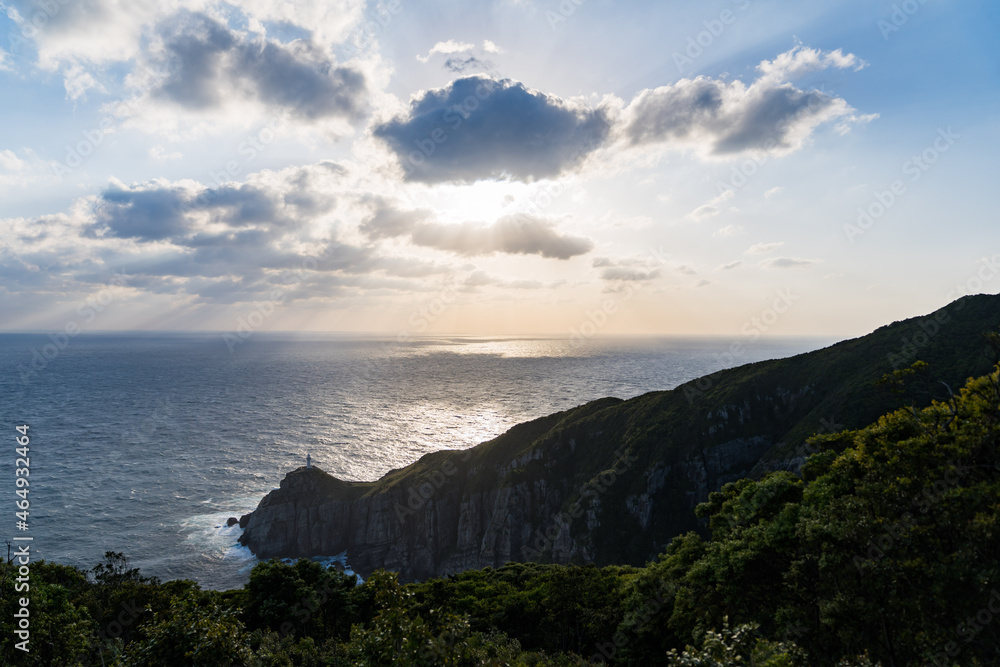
[3,362,998,665]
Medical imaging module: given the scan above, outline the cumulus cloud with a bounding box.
[373,76,611,183]
[718,260,743,270]
[11,0,364,69]
[361,199,593,259]
[624,46,875,158]
[0,164,466,308]
[759,257,817,269]
[142,12,366,121]
[756,47,866,83]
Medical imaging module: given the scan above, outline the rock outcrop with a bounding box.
[239,294,1000,581]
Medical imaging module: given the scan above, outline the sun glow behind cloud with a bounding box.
[0,0,996,337]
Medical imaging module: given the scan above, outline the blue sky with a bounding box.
[0,0,997,337]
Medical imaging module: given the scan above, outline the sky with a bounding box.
[0,0,997,338]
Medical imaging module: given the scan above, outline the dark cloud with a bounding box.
[373,76,611,183]
[625,48,871,157]
[626,78,844,156]
[362,200,593,259]
[61,177,449,304]
[92,182,300,244]
[443,56,491,74]
[95,185,193,242]
[152,12,366,120]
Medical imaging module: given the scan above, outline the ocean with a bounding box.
[0,333,834,590]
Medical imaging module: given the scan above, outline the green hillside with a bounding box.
[5,352,998,665]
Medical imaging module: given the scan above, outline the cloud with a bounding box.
[688,189,734,220]
[91,180,306,244]
[443,56,492,74]
[361,199,593,259]
[62,60,105,100]
[756,46,866,83]
[0,150,26,172]
[759,257,817,269]
[373,76,611,183]
[464,270,543,290]
[591,256,661,282]
[0,47,13,72]
[690,203,720,220]
[417,40,475,63]
[150,146,184,162]
[0,164,467,309]
[11,0,365,69]
[718,260,743,270]
[745,242,784,255]
[676,264,697,276]
[714,224,744,237]
[483,40,503,54]
[764,186,784,199]
[143,12,367,121]
[0,148,61,190]
[624,46,875,158]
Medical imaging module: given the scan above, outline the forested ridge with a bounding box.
[4,353,999,665]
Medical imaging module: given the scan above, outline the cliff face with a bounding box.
[239,435,763,581]
[239,294,1000,580]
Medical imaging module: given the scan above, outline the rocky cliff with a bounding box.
[239,294,1000,580]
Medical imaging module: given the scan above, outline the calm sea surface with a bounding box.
[0,333,835,590]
